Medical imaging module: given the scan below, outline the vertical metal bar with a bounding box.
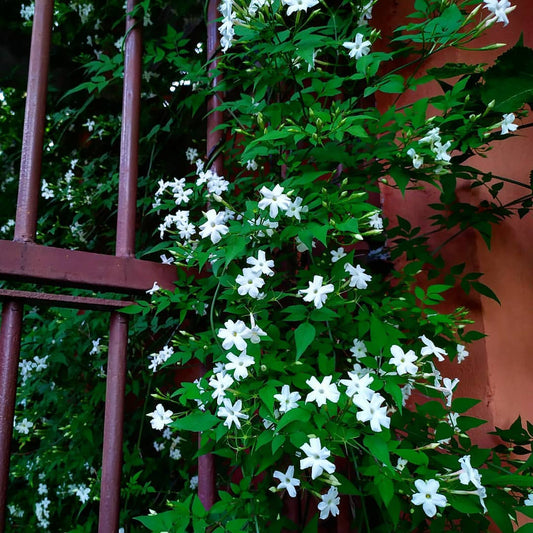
[197,0,222,511]
[0,2,54,529]
[99,2,140,530]
[206,0,224,174]
[116,0,142,258]
[98,312,128,533]
[14,0,54,244]
[0,302,23,531]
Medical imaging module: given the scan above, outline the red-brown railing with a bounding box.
[0,1,178,531]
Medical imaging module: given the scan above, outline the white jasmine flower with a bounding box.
[429,361,443,387]
[258,184,291,218]
[407,147,424,168]
[247,250,275,277]
[411,479,447,518]
[147,404,173,431]
[524,494,533,506]
[286,197,308,221]
[209,372,235,404]
[318,486,340,520]
[199,209,229,244]
[330,247,347,263]
[340,371,374,400]
[358,1,374,25]
[190,475,199,490]
[368,213,383,230]
[354,392,390,432]
[349,338,368,360]
[90,338,101,355]
[282,0,319,16]
[41,180,54,199]
[401,382,413,406]
[218,319,252,351]
[173,187,193,205]
[420,335,447,361]
[274,384,301,413]
[396,457,408,471]
[217,398,249,429]
[440,377,459,407]
[344,263,371,289]
[483,0,512,25]
[75,484,91,504]
[38,483,48,495]
[219,0,235,52]
[15,418,33,435]
[458,455,483,489]
[236,268,265,298]
[299,438,336,479]
[305,375,340,407]
[343,33,371,59]
[456,344,469,363]
[389,345,418,376]
[246,159,258,171]
[419,127,441,145]
[299,275,335,309]
[248,315,267,344]
[295,236,314,252]
[273,465,300,497]
[251,216,279,238]
[160,254,174,265]
[185,147,198,163]
[433,140,452,162]
[225,351,255,380]
[146,281,161,295]
[501,113,518,134]
[169,447,182,460]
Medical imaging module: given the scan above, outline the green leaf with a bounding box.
[224,235,248,266]
[277,408,310,431]
[135,509,189,532]
[364,434,391,466]
[172,411,219,432]
[482,44,533,112]
[376,474,394,506]
[516,525,533,533]
[485,499,514,533]
[396,448,428,466]
[471,281,501,304]
[452,398,481,414]
[336,218,359,234]
[295,322,316,359]
[259,383,279,415]
[378,74,405,94]
[447,494,484,514]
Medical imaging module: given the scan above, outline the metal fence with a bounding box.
[0,1,180,530]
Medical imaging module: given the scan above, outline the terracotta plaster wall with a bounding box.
[374,1,533,440]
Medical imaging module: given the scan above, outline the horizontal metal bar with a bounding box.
[0,289,134,311]
[0,240,176,294]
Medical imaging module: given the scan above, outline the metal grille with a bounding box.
[0,1,177,530]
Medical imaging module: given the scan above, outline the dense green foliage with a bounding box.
[1,0,533,531]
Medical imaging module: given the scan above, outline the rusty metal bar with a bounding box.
[0,289,134,311]
[116,0,142,259]
[0,240,176,293]
[0,1,54,529]
[99,1,141,530]
[198,0,222,512]
[14,0,54,244]
[0,302,23,531]
[98,312,128,533]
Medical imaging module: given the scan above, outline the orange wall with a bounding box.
[374,0,533,443]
